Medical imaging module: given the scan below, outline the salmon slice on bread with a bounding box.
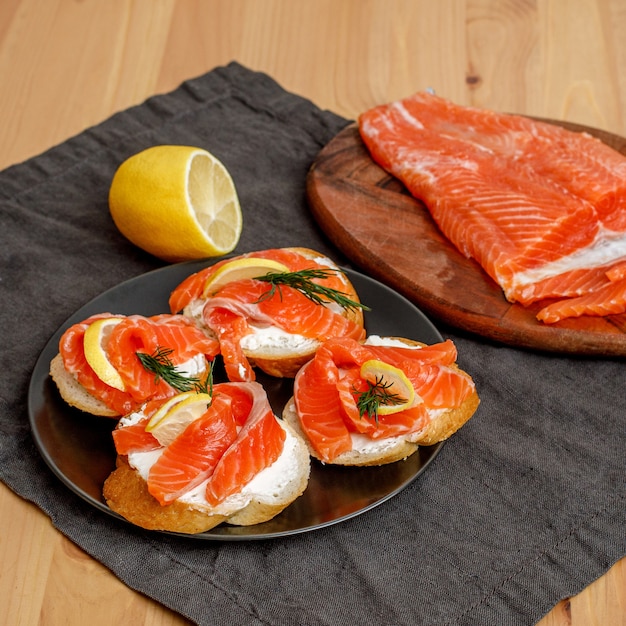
[168,247,366,381]
[282,336,479,466]
[50,313,220,417]
[103,382,310,533]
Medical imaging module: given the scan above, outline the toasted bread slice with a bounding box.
[183,247,365,379]
[49,354,118,417]
[103,420,311,534]
[282,336,479,466]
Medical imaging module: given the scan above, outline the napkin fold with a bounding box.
[0,62,624,626]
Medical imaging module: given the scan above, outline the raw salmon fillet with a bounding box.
[358,92,626,323]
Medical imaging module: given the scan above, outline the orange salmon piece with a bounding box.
[107,315,218,399]
[359,92,626,310]
[169,248,349,313]
[205,279,363,340]
[147,394,238,505]
[112,417,160,455]
[204,382,286,506]
[293,357,354,461]
[59,314,219,415]
[293,338,475,462]
[59,314,139,415]
[537,276,626,323]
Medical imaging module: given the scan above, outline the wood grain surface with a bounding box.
[307,123,626,357]
[0,1,624,625]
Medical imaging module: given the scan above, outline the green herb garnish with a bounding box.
[136,346,214,395]
[255,268,369,312]
[354,375,407,423]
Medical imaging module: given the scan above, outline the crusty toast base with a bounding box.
[103,421,311,534]
[49,353,119,417]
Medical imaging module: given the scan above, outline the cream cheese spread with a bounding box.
[240,324,318,353]
[126,425,299,514]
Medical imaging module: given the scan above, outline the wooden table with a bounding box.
[1,1,624,624]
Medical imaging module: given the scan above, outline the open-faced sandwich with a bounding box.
[283,335,479,466]
[168,247,366,381]
[103,382,310,533]
[50,313,220,417]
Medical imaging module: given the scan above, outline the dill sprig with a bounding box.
[255,268,370,312]
[354,375,407,423]
[136,346,214,395]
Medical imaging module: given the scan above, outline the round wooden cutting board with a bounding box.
[306,122,626,357]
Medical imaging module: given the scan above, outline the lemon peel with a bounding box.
[109,145,242,262]
[146,391,213,446]
[83,317,126,391]
[202,257,290,296]
[359,359,419,415]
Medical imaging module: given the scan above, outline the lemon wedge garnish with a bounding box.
[83,317,126,391]
[145,391,213,446]
[109,145,242,262]
[359,359,419,415]
[202,257,290,296]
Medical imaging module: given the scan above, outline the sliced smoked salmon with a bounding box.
[204,382,286,505]
[292,337,476,463]
[112,382,287,508]
[59,313,220,415]
[147,393,238,505]
[359,92,626,324]
[111,417,160,455]
[169,248,366,381]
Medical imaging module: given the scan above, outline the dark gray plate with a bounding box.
[28,261,444,540]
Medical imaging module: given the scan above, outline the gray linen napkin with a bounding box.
[0,62,624,626]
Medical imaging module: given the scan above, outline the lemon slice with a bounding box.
[360,359,419,415]
[109,145,242,262]
[202,257,290,296]
[145,391,213,446]
[83,317,126,391]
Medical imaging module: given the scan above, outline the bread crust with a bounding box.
[103,420,311,533]
[49,353,119,417]
[282,336,479,466]
[103,457,229,533]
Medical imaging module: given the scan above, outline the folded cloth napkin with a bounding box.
[0,62,624,626]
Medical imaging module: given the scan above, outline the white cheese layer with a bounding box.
[240,324,318,353]
[125,421,299,515]
[364,335,421,348]
[175,354,207,378]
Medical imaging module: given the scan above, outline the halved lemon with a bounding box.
[109,145,242,262]
[202,257,290,296]
[360,359,420,415]
[83,317,126,391]
[145,391,213,446]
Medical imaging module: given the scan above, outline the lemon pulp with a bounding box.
[202,257,290,296]
[146,391,213,446]
[360,359,419,415]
